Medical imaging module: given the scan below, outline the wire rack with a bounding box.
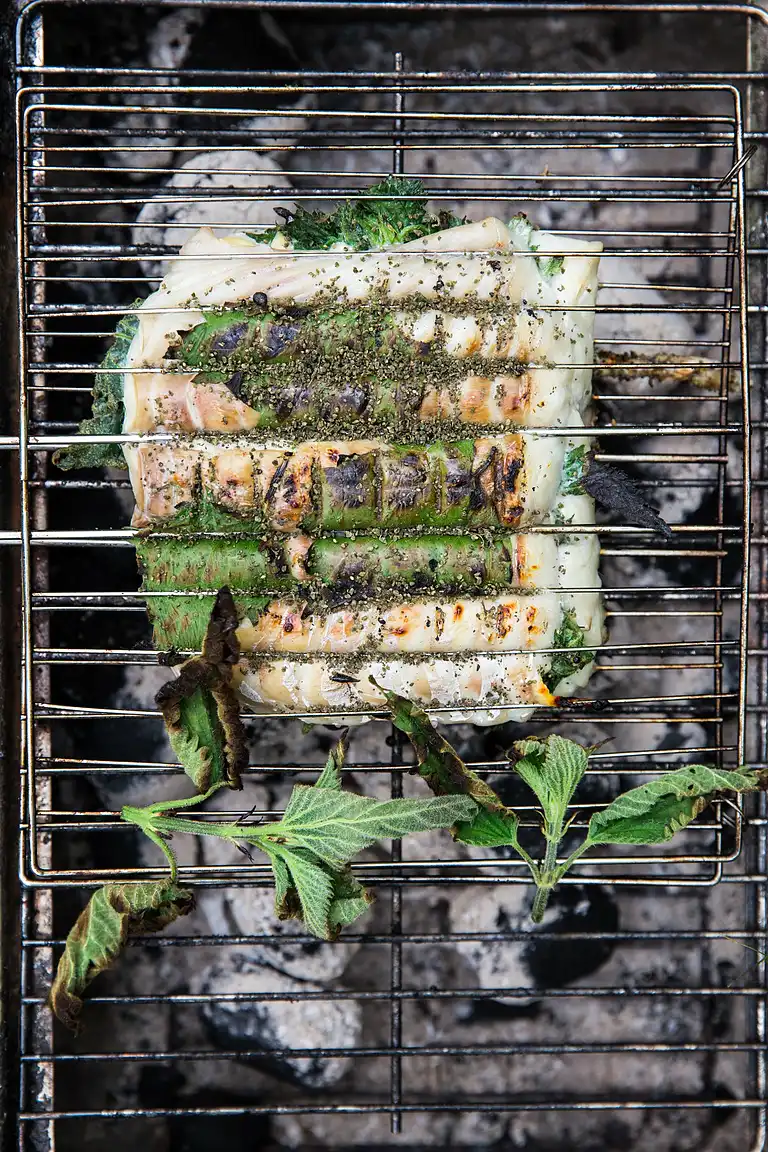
[2,1,767,1148]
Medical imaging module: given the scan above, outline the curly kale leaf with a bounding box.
[254,176,463,251]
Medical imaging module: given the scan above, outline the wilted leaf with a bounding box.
[587,764,765,845]
[155,587,246,792]
[380,688,503,810]
[265,843,336,940]
[49,881,194,1032]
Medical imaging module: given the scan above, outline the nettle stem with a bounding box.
[530,833,560,924]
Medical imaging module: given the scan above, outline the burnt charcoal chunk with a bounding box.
[211,321,248,355]
[200,957,362,1089]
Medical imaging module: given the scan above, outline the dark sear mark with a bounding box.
[444,452,472,506]
[210,322,248,356]
[265,455,290,507]
[501,451,523,493]
[499,541,515,582]
[266,322,300,358]
[321,381,371,420]
[325,454,372,509]
[222,370,245,401]
[329,672,359,684]
[385,452,429,510]
[274,206,294,223]
[469,448,497,511]
[274,383,311,419]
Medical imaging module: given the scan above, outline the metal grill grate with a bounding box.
[1,1,767,1148]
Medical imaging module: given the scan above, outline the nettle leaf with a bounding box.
[266,843,336,940]
[329,869,375,932]
[54,303,140,472]
[155,587,247,792]
[314,738,346,790]
[587,765,765,846]
[260,786,476,871]
[454,807,520,848]
[381,687,503,811]
[512,735,589,835]
[49,881,194,1032]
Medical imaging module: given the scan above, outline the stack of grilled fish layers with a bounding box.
[124,217,604,724]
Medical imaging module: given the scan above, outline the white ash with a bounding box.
[195,955,362,1089]
[195,833,365,982]
[132,150,293,279]
[106,9,207,178]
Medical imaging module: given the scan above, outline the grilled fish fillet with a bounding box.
[119,215,603,724]
[122,218,601,435]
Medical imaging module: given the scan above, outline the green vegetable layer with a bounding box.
[137,534,530,595]
[253,175,463,250]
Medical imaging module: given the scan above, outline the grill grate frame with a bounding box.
[2,1,767,1147]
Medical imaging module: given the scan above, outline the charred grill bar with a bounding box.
[1,1,767,1149]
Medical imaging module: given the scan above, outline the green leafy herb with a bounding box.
[49,881,194,1032]
[507,213,564,278]
[560,444,589,496]
[254,175,463,251]
[155,586,247,793]
[586,765,762,845]
[381,685,504,810]
[54,303,141,471]
[121,736,475,944]
[543,609,592,692]
[380,691,767,923]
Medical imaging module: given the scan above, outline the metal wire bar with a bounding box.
[4,2,766,1146]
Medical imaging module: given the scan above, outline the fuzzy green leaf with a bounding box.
[155,588,247,792]
[586,764,765,846]
[328,868,376,932]
[259,786,476,870]
[381,688,504,811]
[453,807,520,848]
[314,738,346,790]
[265,843,336,940]
[512,735,589,836]
[49,881,194,1032]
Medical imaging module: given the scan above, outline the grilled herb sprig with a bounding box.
[50,595,764,1031]
[48,590,475,1031]
[381,690,766,923]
